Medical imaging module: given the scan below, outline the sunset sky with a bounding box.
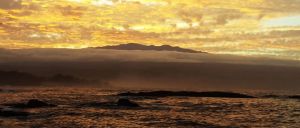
[0,0,300,59]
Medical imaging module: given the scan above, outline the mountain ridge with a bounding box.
[92,43,205,53]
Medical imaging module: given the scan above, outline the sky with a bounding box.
[0,0,300,60]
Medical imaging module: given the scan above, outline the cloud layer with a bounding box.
[0,0,299,59]
[1,48,300,91]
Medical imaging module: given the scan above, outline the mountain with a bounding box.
[93,43,205,53]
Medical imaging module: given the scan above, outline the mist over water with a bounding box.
[1,49,300,92]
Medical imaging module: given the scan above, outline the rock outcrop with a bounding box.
[118,91,255,98]
[81,98,140,108]
[0,108,29,117]
[117,98,140,107]
[5,99,56,108]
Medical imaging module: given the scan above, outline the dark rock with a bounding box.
[0,108,29,117]
[262,95,300,99]
[288,95,300,99]
[262,95,281,98]
[117,98,140,107]
[118,91,255,98]
[5,99,56,108]
[81,99,140,108]
[81,102,115,108]
[26,99,56,108]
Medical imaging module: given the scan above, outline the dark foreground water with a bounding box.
[0,88,299,128]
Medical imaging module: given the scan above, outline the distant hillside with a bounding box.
[0,71,93,86]
[93,43,205,53]
[0,71,44,86]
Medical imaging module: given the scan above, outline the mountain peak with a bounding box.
[93,43,205,53]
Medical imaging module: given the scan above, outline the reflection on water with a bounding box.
[0,88,299,128]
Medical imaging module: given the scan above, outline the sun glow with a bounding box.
[263,15,300,27]
[0,0,299,59]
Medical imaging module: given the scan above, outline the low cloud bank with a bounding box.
[0,48,300,92]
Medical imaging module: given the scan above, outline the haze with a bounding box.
[0,0,300,92]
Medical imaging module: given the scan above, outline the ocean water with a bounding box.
[0,88,299,128]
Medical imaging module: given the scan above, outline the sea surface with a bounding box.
[0,87,299,128]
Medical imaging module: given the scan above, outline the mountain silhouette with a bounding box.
[0,71,44,86]
[93,43,205,53]
[0,71,92,86]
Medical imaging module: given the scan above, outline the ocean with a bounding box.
[0,87,299,128]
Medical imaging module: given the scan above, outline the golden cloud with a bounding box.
[0,0,299,59]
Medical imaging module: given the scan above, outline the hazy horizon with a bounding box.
[0,47,299,93]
